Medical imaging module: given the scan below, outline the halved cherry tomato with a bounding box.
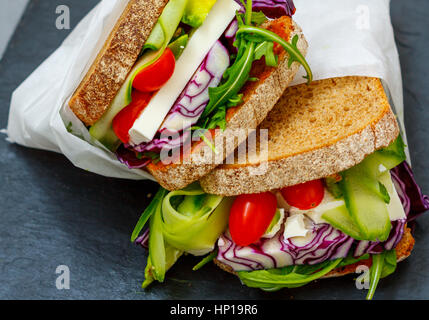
[281,179,324,210]
[112,90,153,143]
[229,192,277,247]
[133,48,176,93]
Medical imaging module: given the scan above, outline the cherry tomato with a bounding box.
[112,90,153,143]
[133,48,175,93]
[281,179,324,210]
[229,192,278,247]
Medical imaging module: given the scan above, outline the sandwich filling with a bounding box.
[87,0,311,168]
[131,135,429,299]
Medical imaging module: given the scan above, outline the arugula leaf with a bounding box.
[381,250,397,278]
[142,151,161,164]
[237,251,378,292]
[237,26,313,83]
[366,250,396,300]
[254,41,278,67]
[192,250,218,271]
[196,1,312,132]
[237,259,342,291]
[366,252,385,300]
[131,187,168,242]
[205,105,227,131]
[244,0,253,25]
[191,128,219,154]
[251,11,268,26]
[199,41,256,122]
[291,259,339,275]
[227,94,244,107]
[338,253,370,268]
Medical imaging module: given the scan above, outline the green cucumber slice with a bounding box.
[144,0,188,51]
[339,160,391,242]
[168,34,189,59]
[89,49,161,150]
[322,137,406,241]
[371,135,406,171]
[144,24,165,52]
[322,203,365,240]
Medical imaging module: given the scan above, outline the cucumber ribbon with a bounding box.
[89,0,188,150]
[131,184,232,287]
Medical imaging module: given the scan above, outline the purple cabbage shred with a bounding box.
[235,0,296,18]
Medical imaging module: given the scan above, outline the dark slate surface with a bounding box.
[1,0,428,300]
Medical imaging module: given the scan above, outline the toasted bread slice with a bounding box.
[214,226,415,280]
[69,0,169,125]
[200,77,400,196]
[147,16,308,191]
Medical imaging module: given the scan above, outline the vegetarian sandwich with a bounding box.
[132,77,429,299]
[68,0,311,190]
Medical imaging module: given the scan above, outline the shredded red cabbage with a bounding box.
[217,223,354,271]
[116,145,151,169]
[353,219,406,257]
[235,0,296,18]
[217,162,428,271]
[129,130,191,154]
[135,229,150,249]
[119,41,229,164]
[391,161,429,222]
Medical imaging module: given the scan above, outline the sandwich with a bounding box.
[131,77,428,299]
[68,0,311,190]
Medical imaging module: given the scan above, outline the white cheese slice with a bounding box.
[379,171,407,221]
[283,214,311,239]
[129,0,241,145]
[287,190,344,225]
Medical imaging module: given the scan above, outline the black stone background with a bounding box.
[1,0,428,299]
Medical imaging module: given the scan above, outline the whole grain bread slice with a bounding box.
[214,226,415,280]
[147,16,308,191]
[69,0,169,126]
[200,77,400,196]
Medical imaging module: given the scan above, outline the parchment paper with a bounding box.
[6,0,406,180]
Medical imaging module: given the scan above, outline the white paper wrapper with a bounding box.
[6,0,407,180]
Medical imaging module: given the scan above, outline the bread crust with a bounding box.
[214,226,415,280]
[200,77,400,196]
[147,18,308,190]
[323,226,415,278]
[69,0,169,125]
